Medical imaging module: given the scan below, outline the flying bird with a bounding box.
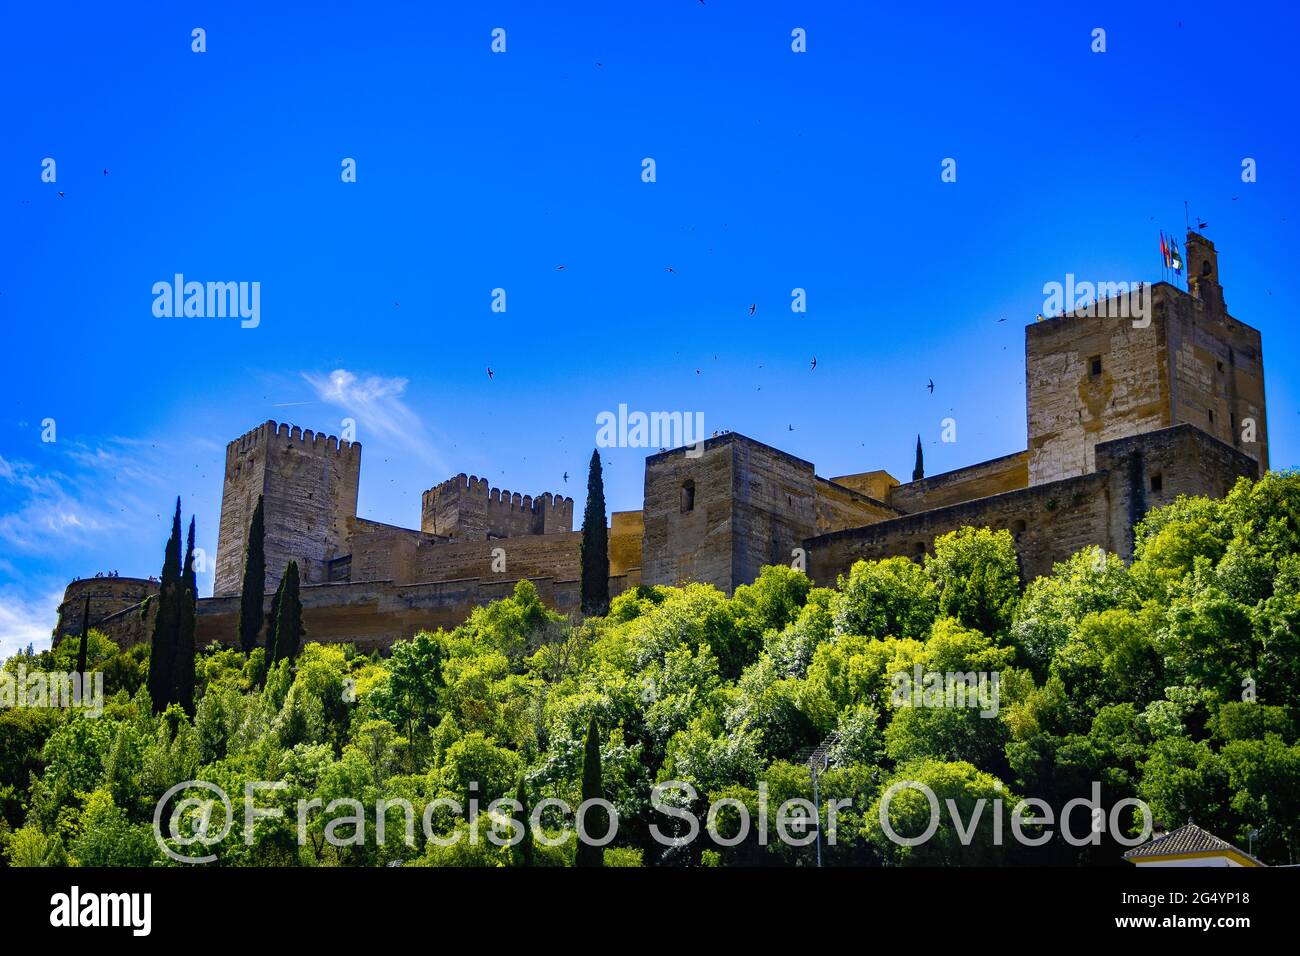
[788,424,794,431]
[486,367,494,379]
[665,266,676,274]
[748,304,756,316]
[563,472,569,483]
[997,316,1006,323]
[810,356,817,371]
[102,169,107,176]
[58,191,65,198]
[556,265,566,271]
[695,368,701,375]
[927,379,934,393]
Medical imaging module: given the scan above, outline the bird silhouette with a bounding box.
[102,169,107,176]
[927,379,934,393]
[556,265,566,271]
[748,304,756,316]
[788,424,794,431]
[486,367,494,380]
[997,317,1006,323]
[665,266,677,275]
[810,357,817,371]
[563,472,569,483]
[58,191,65,198]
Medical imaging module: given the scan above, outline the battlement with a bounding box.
[225,420,360,466]
[421,473,573,539]
[215,420,362,596]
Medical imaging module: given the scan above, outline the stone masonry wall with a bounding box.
[887,450,1030,514]
[421,474,572,539]
[1026,285,1170,486]
[214,421,360,595]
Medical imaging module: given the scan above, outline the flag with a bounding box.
[1170,237,1183,274]
[1160,231,1170,269]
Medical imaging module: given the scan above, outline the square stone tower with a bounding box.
[214,421,361,596]
[641,434,818,594]
[1026,233,1267,485]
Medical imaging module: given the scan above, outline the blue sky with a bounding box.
[2,1,1297,654]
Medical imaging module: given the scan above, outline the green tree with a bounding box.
[75,596,90,676]
[147,498,183,714]
[580,449,609,616]
[265,573,286,665]
[174,516,198,716]
[927,527,1021,637]
[833,556,938,640]
[575,715,605,866]
[512,776,534,866]
[272,561,305,664]
[238,494,266,653]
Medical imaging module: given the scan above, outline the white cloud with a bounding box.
[302,368,445,470]
[0,585,63,657]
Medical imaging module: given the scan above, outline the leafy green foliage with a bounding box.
[5,472,1300,867]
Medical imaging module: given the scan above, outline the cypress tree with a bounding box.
[265,573,285,664]
[912,434,925,482]
[174,517,198,716]
[147,498,183,714]
[75,595,90,676]
[237,495,266,653]
[273,561,304,664]
[579,449,609,617]
[512,777,534,867]
[574,715,605,867]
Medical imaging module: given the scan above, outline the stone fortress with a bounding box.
[58,232,1268,651]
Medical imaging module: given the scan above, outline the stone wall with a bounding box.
[808,471,1111,586]
[420,474,572,539]
[1026,286,1170,485]
[641,438,735,591]
[813,477,900,534]
[190,572,638,653]
[1026,266,1267,487]
[54,577,159,644]
[826,470,899,502]
[609,511,644,576]
[807,423,1260,588]
[887,450,1030,514]
[730,438,821,590]
[214,421,361,595]
[1161,265,1268,472]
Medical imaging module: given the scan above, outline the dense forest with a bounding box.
[2,473,1297,867]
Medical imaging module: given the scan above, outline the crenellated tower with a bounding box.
[420,473,573,540]
[214,421,361,596]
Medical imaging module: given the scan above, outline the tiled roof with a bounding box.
[1124,823,1261,864]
